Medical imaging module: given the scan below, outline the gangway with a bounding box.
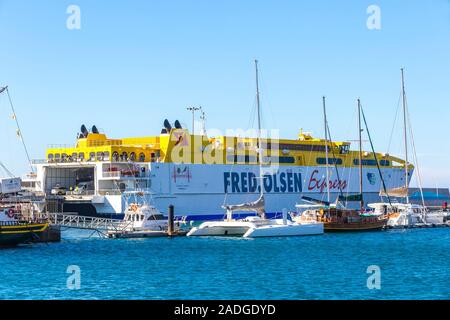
[38,212,132,235]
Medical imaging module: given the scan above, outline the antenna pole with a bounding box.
[401,68,409,204]
[323,96,330,203]
[358,98,364,211]
[186,106,200,134]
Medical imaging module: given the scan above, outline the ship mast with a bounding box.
[357,98,364,211]
[323,96,330,204]
[401,68,409,204]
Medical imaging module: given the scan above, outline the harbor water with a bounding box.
[1,228,449,300]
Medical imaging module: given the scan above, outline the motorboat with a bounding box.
[369,202,447,227]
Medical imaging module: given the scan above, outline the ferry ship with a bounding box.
[29,121,413,220]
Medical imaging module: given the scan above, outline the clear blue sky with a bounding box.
[1,0,449,187]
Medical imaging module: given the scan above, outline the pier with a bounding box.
[33,210,187,238]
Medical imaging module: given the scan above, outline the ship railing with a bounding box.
[102,171,122,178]
[66,190,96,196]
[97,189,123,196]
[101,172,147,179]
[47,144,76,149]
[31,159,47,164]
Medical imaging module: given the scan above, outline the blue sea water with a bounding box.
[1,227,449,300]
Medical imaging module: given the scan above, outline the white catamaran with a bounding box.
[187,61,324,237]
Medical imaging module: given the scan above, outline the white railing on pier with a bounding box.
[41,213,132,233]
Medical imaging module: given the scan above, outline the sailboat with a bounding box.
[107,186,186,238]
[369,69,446,228]
[294,97,388,231]
[187,61,324,238]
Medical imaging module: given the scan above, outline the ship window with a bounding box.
[149,214,164,220]
[130,152,136,161]
[112,151,119,161]
[72,152,77,160]
[121,152,128,161]
[353,159,390,166]
[339,145,350,154]
[139,153,145,162]
[97,152,104,161]
[47,154,54,160]
[278,156,295,164]
[316,158,343,165]
[353,159,378,166]
[104,151,110,161]
[227,155,257,164]
[285,143,329,152]
[78,152,85,161]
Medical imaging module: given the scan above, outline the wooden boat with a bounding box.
[320,208,388,231]
[0,207,49,247]
[295,206,388,232]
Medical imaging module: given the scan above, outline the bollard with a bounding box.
[168,205,174,235]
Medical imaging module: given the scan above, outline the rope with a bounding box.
[326,122,345,199]
[387,91,402,154]
[4,87,34,173]
[405,96,426,209]
[360,104,392,207]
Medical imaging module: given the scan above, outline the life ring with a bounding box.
[7,208,15,219]
[131,204,138,212]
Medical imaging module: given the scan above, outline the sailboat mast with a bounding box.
[401,68,410,204]
[357,98,364,211]
[255,60,264,194]
[323,96,330,203]
[255,60,262,147]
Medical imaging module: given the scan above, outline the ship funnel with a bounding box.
[174,120,182,129]
[80,124,89,138]
[163,119,172,132]
[92,125,99,134]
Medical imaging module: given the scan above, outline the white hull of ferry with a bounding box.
[34,162,409,220]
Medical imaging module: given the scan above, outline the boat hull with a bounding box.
[0,223,49,247]
[243,223,324,238]
[324,219,387,232]
[187,221,254,236]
